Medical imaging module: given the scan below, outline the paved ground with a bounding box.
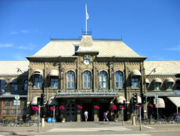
[0,122,180,136]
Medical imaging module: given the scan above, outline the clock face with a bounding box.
[84,59,90,65]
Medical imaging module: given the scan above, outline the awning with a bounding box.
[117,96,126,103]
[0,77,5,80]
[137,96,142,103]
[9,78,17,83]
[31,96,40,105]
[145,78,150,84]
[48,96,56,105]
[154,98,165,108]
[131,70,141,76]
[166,78,175,83]
[49,69,59,76]
[168,97,180,107]
[32,69,43,75]
[153,78,163,83]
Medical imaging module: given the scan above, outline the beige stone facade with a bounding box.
[0,35,180,121]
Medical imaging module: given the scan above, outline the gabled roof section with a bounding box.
[0,61,29,76]
[32,38,143,58]
[144,61,180,76]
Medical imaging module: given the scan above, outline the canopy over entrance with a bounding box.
[168,97,180,113]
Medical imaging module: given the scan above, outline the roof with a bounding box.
[0,61,29,76]
[32,37,142,58]
[144,61,180,76]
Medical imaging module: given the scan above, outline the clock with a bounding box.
[84,59,90,65]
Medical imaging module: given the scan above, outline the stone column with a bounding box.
[94,110,99,122]
[60,110,66,123]
[77,110,81,122]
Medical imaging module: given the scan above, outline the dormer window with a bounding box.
[165,78,174,90]
[153,78,162,91]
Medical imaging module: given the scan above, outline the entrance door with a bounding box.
[82,104,93,121]
[99,103,109,121]
[66,100,76,121]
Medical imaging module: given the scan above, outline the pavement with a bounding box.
[0,122,180,136]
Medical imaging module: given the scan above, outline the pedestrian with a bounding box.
[84,110,88,121]
[104,110,109,121]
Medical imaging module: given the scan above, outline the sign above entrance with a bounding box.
[56,89,119,98]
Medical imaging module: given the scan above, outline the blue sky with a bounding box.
[0,0,180,61]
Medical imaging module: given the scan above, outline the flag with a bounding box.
[85,4,89,20]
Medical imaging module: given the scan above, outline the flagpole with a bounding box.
[85,4,87,35]
[86,16,87,35]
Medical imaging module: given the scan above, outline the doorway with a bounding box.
[82,103,93,121]
[66,99,76,121]
[99,103,109,121]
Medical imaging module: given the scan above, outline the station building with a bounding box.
[0,35,180,121]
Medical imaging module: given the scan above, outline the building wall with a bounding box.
[0,98,27,120]
[27,56,145,105]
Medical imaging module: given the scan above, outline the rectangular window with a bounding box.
[166,82,173,90]
[131,77,139,89]
[50,78,58,89]
[24,80,28,91]
[154,83,160,90]
[34,76,42,89]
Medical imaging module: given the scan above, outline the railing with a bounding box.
[56,89,119,97]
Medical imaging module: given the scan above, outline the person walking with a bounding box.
[104,110,109,121]
[84,110,88,121]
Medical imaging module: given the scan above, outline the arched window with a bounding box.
[34,75,42,89]
[115,71,123,89]
[99,71,107,89]
[24,79,28,91]
[83,71,91,89]
[67,71,75,89]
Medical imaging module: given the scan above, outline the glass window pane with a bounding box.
[34,76,42,89]
[24,80,28,90]
[67,71,75,88]
[115,71,123,88]
[83,71,91,89]
[99,71,107,88]
[131,77,139,89]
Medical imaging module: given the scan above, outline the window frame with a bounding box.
[131,77,140,89]
[34,75,42,89]
[115,71,123,89]
[66,71,75,89]
[50,78,58,89]
[154,82,161,91]
[83,71,91,89]
[24,79,28,91]
[99,71,108,89]
[166,82,173,90]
